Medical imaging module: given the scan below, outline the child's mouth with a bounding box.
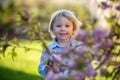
[59,33,68,37]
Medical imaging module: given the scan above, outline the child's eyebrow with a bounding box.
[56,23,61,25]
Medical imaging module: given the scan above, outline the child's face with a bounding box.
[52,16,74,41]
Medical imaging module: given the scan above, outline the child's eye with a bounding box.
[65,25,70,27]
[56,25,61,27]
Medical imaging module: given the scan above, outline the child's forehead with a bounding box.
[54,15,71,21]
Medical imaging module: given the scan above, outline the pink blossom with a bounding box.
[45,71,55,80]
[103,41,112,48]
[101,2,111,9]
[45,71,63,80]
[94,55,101,61]
[91,43,102,54]
[76,29,87,41]
[75,45,88,55]
[92,27,108,43]
[68,60,76,69]
[85,63,97,77]
[70,70,85,80]
[100,67,108,75]
[53,72,63,80]
[115,5,120,11]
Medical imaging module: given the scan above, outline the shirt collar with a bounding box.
[50,38,75,49]
[51,38,61,49]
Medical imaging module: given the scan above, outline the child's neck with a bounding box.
[56,38,70,47]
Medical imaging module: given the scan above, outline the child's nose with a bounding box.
[61,26,66,30]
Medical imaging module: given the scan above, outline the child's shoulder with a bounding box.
[47,42,56,50]
[47,43,53,49]
[46,38,58,50]
[42,43,54,54]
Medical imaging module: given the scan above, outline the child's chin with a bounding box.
[61,38,68,40]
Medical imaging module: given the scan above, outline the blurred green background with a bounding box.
[0,41,42,80]
[0,0,89,38]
